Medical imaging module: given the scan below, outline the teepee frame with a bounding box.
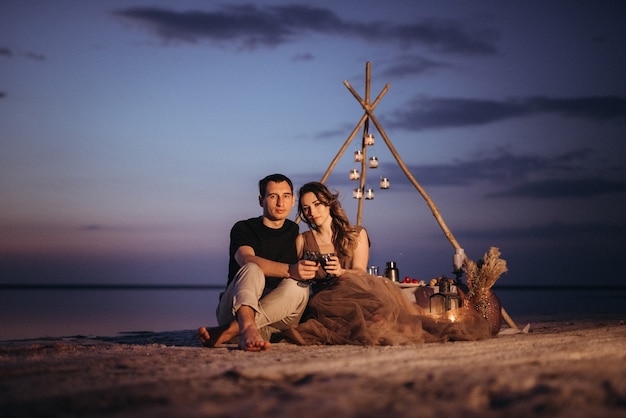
[319,62,517,330]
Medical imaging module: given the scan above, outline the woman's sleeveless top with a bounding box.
[301,227,361,278]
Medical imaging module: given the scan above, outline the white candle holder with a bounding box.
[353,188,363,199]
[369,156,379,168]
[364,187,375,200]
[380,176,390,189]
[354,150,364,162]
[349,168,360,181]
[364,133,375,146]
[453,248,465,271]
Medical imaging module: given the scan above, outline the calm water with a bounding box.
[0,287,223,341]
[1,286,624,341]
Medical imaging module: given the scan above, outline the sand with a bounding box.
[1,313,625,418]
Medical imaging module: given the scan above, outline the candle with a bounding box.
[349,169,360,181]
[453,248,465,271]
[365,187,375,200]
[353,188,363,199]
[364,133,375,146]
[369,156,379,168]
[380,177,390,189]
[354,150,364,162]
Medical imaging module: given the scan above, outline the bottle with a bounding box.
[384,261,399,282]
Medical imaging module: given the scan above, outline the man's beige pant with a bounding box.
[216,262,309,331]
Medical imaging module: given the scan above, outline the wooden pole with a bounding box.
[369,110,517,329]
[342,63,391,226]
[344,72,463,246]
[319,113,367,184]
[356,119,367,225]
[356,64,373,225]
[338,62,518,330]
[369,113,463,249]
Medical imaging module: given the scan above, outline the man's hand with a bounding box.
[289,260,319,281]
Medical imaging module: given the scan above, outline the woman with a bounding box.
[287,182,491,346]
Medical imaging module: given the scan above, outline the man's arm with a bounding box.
[234,245,317,280]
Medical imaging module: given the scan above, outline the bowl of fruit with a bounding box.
[397,276,426,288]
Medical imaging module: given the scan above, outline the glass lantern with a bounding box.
[349,169,360,181]
[429,277,462,314]
[354,150,364,162]
[369,156,379,168]
[380,176,390,189]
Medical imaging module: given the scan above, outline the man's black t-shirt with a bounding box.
[228,216,299,289]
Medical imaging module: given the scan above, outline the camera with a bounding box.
[302,251,335,284]
[303,251,334,267]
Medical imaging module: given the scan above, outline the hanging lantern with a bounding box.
[453,248,465,271]
[429,277,462,314]
[380,176,390,189]
[354,150,364,162]
[349,169,360,181]
[353,188,363,199]
[369,156,379,168]
[364,187,375,200]
[364,133,375,146]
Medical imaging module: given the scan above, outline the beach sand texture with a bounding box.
[1,314,625,417]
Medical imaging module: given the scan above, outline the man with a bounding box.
[198,174,318,351]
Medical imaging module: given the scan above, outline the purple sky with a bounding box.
[2,1,625,289]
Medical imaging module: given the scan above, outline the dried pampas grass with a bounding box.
[464,247,508,297]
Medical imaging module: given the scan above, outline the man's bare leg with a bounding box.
[197,321,239,348]
[236,305,271,351]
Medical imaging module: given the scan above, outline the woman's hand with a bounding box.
[323,255,345,277]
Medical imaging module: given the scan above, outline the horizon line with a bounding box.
[1,283,625,291]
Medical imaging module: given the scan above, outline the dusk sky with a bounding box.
[2,1,626,290]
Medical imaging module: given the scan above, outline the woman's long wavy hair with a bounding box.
[298,182,360,259]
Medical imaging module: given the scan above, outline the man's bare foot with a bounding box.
[197,323,238,348]
[238,323,271,351]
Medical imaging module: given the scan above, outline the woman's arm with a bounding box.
[349,228,370,273]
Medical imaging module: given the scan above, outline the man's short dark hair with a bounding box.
[259,174,293,197]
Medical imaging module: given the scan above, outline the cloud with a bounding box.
[112,4,497,54]
[77,224,143,233]
[76,224,173,234]
[0,46,13,57]
[310,143,623,200]
[316,147,613,192]
[388,95,626,131]
[485,178,626,199]
[0,46,45,61]
[79,224,107,231]
[24,52,45,61]
[380,149,593,187]
[383,17,497,54]
[378,54,451,79]
[458,221,626,241]
[292,52,314,62]
[527,96,626,121]
[368,149,626,199]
